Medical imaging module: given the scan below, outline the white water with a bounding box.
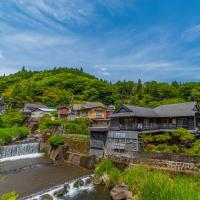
[22,175,94,200]
[0,142,43,162]
[0,142,40,159]
[0,153,44,162]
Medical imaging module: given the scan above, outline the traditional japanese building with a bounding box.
[90,101,200,155]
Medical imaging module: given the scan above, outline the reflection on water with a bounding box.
[0,155,89,197]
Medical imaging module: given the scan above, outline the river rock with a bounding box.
[39,194,53,200]
[85,176,92,185]
[100,173,110,184]
[110,184,132,200]
[53,184,70,197]
[50,145,64,161]
[73,179,85,188]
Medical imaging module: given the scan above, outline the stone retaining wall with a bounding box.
[104,150,200,173]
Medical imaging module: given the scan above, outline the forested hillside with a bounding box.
[1,67,200,108]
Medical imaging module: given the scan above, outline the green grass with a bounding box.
[0,192,18,200]
[95,160,200,200]
[0,127,28,145]
[66,134,89,141]
[48,135,65,149]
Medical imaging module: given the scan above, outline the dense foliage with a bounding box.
[95,160,200,200]
[0,127,28,145]
[1,67,200,108]
[141,128,195,155]
[48,135,65,149]
[39,116,89,135]
[0,110,25,128]
[0,192,18,200]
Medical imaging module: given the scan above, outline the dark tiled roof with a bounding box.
[24,103,48,112]
[123,105,158,117]
[111,102,198,118]
[153,101,197,117]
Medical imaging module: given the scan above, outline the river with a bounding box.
[0,144,110,199]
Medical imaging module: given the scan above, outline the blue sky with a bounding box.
[1,0,200,82]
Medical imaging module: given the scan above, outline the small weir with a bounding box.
[0,142,43,162]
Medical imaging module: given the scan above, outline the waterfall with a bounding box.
[0,142,40,159]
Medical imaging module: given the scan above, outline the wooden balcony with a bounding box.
[109,123,180,131]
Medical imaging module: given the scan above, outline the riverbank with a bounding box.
[94,159,200,200]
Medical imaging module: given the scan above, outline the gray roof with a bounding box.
[125,105,158,117]
[24,103,48,112]
[73,102,105,111]
[153,102,197,117]
[111,102,198,118]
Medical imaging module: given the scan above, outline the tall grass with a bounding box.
[95,160,200,200]
[0,127,28,145]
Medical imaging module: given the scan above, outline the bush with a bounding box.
[0,127,28,145]
[172,144,180,153]
[39,115,61,133]
[48,135,65,149]
[64,118,89,135]
[192,140,200,156]
[0,192,18,200]
[171,128,195,142]
[154,133,172,142]
[95,159,116,178]
[157,144,169,153]
[0,111,25,127]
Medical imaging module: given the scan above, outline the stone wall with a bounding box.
[104,150,200,173]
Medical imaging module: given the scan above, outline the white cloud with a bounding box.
[0,51,4,59]
[95,65,110,76]
[182,24,200,42]
[13,0,95,26]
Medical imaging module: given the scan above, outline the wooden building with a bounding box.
[78,105,107,120]
[58,107,71,118]
[90,101,200,155]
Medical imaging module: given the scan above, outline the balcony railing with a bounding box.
[110,123,179,131]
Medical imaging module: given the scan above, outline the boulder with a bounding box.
[110,184,132,200]
[53,183,70,197]
[50,145,64,161]
[85,176,92,185]
[100,173,110,184]
[73,179,85,188]
[39,194,53,200]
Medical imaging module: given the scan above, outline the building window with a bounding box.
[82,111,88,116]
[96,111,102,116]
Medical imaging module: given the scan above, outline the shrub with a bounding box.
[0,127,28,145]
[171,128,195,142]
[142,135,154,144]
[95,159,116,178]
[154,133,172,142]
[172,144,180,153]
[0,111,25,127]
[0,192,18,200]
[0,133,12,145]
[48,135,65,149]
[157,144,169,153]
[192,140,200,156]
[39,115,61,133]
[65,118,89,135]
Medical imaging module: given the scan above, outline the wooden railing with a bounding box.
[110,123,179,131]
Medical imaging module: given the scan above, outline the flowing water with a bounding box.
[0,143,110,199]
[0,143,40,159]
